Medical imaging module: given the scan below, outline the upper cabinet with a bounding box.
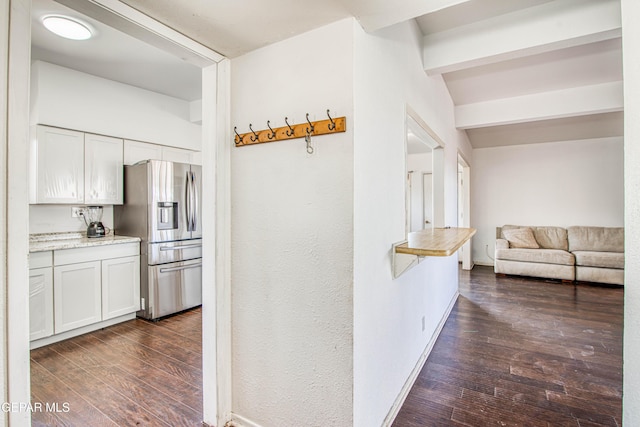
[124,139,200,166]
[30,125,201,205]
[123,140,162,165]
[30,126,84,204]
[30,125,124,205]
[84,133,123,205]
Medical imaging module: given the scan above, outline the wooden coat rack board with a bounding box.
[234,112,346,147]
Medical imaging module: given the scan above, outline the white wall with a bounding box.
[622,0,640,424]
[230,19,354,427]
[29,205,114,234]
[30,60,201,150]
[353,20,472,427]
[471,137,624,265]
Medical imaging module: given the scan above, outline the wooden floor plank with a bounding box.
[393,266,623,426]
[31,346,171,426]
[30,307,203,426]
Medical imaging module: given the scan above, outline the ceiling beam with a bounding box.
[56,0,225,66]
[455,81,623,130]
[423,0,621,75]
[347,0,472,32]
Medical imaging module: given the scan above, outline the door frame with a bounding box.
[457,152,472,270]
[3,1,231,425]
[422,172,433,229]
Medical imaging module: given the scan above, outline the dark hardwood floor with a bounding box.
[30,307,203,427]
[393,266,623,427]
[30,267,623,427]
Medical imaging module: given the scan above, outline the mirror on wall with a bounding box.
[405,110,444,235]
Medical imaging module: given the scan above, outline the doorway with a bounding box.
[458,153,472,270]
[422,173,433,229]
[4,1,228,425]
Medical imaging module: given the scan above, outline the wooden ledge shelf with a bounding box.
[392,227,476,278]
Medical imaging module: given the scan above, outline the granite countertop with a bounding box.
[29,232,141,253]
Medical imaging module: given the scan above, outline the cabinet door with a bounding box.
[102,255,140,320]
[123,140,162,165]
[85,133,124,205]
[29,267,54,341]
[54,261,101,334]
[162,146,194,164]
[31,125,84,204]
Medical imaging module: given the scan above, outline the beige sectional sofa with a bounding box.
[495,225,624,285]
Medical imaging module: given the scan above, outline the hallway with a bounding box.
[393,266,623,426]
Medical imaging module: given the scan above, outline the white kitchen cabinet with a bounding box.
[30,125,125,205]
[29,267,54,340]
[54,260,102,334]
[47,242,140,338]
[102,255,140,320]
[123,139,162,165]
[85,133,123,204]
[29,252,54,342]
[161,146,195,164]
[30,125,84,204]
[124,139,199,165]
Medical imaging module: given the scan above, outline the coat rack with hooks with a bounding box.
[234,110,346,149]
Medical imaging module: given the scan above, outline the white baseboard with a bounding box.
[29,313,136,349]
[228,413,264,427]
[381,291,460,427]
[473,261,494,267]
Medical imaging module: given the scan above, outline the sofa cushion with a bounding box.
[576,266,624,285]
[568,226,624,252]
[495,248,575,266]
[503,227,539,249]
[573,251,624,269]
[495,259,575,281]
[501,225,568,251]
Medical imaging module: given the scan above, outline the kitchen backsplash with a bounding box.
[29,205,114,234]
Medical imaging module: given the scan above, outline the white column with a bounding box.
[622,0,640,424]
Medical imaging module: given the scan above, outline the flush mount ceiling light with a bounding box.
[42,15,92,40]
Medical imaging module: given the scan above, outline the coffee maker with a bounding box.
[83,206,108,238]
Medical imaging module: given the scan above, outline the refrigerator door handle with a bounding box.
[159,244,202,251]
[160,262,203,273]
[185,170,192,232]
[191,171,198,232]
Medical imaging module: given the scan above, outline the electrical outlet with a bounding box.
[71,207,85,218]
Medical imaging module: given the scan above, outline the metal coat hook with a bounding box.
[234,127,243,143]
[305,127,314,154]
[305,113,314,134]
[327,109,336,131]
[249,123,259,142]
[267,120,276,140]
[284,117,295,137]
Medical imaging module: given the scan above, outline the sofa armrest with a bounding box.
[496,238,509,250]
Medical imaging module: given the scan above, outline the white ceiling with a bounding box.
[31,0,202,101]
[32,0,623,148]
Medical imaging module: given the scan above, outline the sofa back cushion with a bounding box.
[500,225,568,251]
[568,226,624,253]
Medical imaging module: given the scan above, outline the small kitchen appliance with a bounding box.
[83,206,108,238]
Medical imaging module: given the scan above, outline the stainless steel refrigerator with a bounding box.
[115,160,202,320]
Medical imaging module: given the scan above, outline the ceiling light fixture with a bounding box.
[42,15,92,40]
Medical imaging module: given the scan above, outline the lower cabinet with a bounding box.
[54,261,102,334]
[29,242,140,344]
[102,255,140,320]
[29,266,54,341]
